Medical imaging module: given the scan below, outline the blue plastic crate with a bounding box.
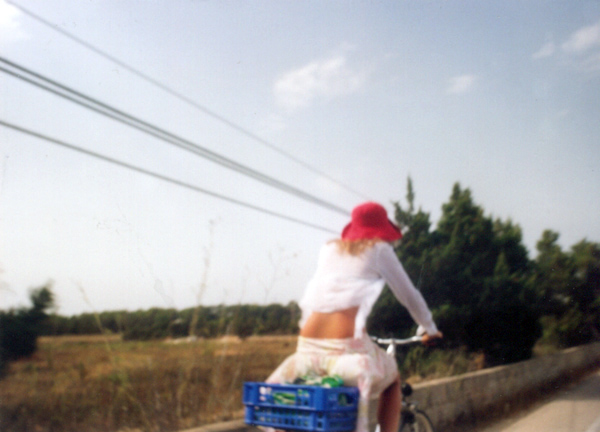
[243,382,359,432]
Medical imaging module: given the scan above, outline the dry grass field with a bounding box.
[0,334,297,432]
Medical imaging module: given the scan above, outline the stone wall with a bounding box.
[410,342,600,430]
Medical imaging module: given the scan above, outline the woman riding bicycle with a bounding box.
[266,202,442,432]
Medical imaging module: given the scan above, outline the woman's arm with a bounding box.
[375,244,439,336]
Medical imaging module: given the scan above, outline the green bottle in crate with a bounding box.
[320,375,344,388]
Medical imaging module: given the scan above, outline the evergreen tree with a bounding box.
[1,285,55,375]
[369,180,541,365]
[531,230,573,316]
[532,234,600,347]
[569,240,600,341]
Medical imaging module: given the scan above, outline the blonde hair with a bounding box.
[331,238,384,256]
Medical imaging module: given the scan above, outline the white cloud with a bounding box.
[0,0,28,44]
[561,20,600,54]
[446,74,477,95]
[274,54,367,111]
[532,41,556,59]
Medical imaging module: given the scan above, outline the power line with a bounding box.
[0,119,339,235]
[7,0,371,201]
[0,56,349,216]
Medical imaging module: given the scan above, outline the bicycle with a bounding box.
[371,335,436,432]
[243,335,436,432]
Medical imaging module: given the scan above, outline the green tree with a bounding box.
[531,230,573,316]
[436,185,540,364]
[230,305,258,339]
[533,235,600,347]
[466,252,541,365]
[1,284,55,375]
[569,240,600,342]
[370,180,541,365]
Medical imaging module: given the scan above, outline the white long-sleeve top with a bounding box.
[299,241,439,339]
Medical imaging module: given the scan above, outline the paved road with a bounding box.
[473,369,600,432]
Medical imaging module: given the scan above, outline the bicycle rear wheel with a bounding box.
[399,409,435,432]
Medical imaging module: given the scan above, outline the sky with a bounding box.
[1,0,599,316]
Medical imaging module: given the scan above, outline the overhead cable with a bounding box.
[0,119,338,235]
[0,57,349,216]
[6,0,370,201]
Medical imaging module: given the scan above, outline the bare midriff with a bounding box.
[299,306,359,339]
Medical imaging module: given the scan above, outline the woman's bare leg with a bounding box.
[377,378,401,432]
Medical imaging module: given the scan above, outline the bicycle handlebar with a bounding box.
[370,335,423,346]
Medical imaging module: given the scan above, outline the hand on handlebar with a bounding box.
[421,331,443,346]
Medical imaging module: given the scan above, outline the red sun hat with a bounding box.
[341,202,403,242]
